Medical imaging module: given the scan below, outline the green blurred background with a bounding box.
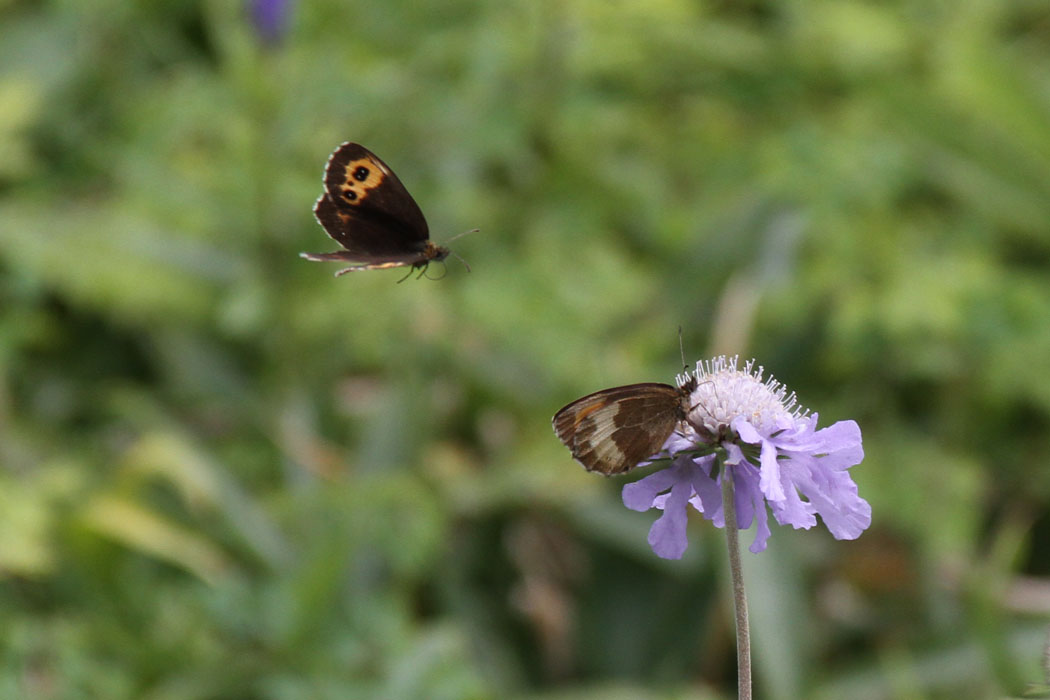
[3,0,1050,698]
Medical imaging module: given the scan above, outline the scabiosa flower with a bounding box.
[622,356,870,559]
[249,0,292,45]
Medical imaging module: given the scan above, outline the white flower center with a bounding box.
[676,355,807,435]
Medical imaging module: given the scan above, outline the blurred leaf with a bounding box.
[0,460,82,577]
[78,495,231,584]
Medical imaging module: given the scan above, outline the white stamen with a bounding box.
[677,355,808,434]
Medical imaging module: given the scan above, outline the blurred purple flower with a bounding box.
[249,0,292,44]
[623,356,870,559]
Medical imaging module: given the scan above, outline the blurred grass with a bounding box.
[2,0,1050,698]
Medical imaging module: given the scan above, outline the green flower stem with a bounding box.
[722,464,752,700]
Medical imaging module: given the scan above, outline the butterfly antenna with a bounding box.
[445,227,480,244]
[677,326,687,373]
[676,327,714,430]
[450,249,471,273]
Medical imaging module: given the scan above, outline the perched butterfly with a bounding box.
[300,142,469,281]
[552,376,698,476]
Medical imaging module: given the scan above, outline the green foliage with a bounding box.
[2,0,1050,697]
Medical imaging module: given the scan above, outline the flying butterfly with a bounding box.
[300,142,471,281]
[552,376,698,476]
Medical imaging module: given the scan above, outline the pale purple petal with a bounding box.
[786,458,871,539]
[733,418,763,447]
[622,469,681,511]
[769,491,818,530]
[662,432,696,455]
[806,420,864,470]
[738,465,773,552]
[813,418,861,448]
[647,479,694,559]
[688,463,722,518]
[731,465,757,530]
[698,469,718,523]
[734,418,786,502]
[721,445,757,529]
[748,492,772,553]
[763,454,817,530]
[815,490,871,540]
[758,438,785,502]
[708,454,774,552]
[774,415,823,452]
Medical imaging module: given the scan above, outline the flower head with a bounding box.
[622,356,869,559]
[249,0,292,45]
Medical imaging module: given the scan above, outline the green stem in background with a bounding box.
[722,464,752,700]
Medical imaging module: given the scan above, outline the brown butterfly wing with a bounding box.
[319,143,430,255]
[552,383,685,475]
[306,194,436,267]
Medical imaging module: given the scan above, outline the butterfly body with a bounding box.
[552,378,697,476]
[301,143,451,276]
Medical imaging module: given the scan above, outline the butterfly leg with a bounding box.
[424,261,448,280]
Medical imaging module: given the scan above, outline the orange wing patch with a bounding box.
[572,400,607,425]
[335,155,390,206]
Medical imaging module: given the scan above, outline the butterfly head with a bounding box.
[424,241,451,264]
